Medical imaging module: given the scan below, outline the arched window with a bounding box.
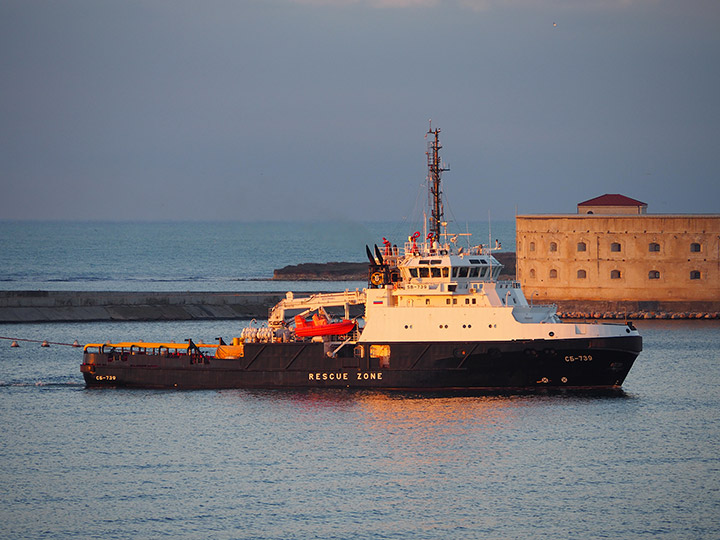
[611,242,622,252]
[649,243,660,252]
[648,270,660,279]
[529,268,536,279]
[549,242,557,252]
[577,242,586,252]
[577,269,587,279]
[529,242,535,252]
[611,270,622,279]
[690,270,701,280]
[549,269,558,279]
[691,243,701,253]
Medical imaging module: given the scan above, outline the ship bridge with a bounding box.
[396,237,504,287]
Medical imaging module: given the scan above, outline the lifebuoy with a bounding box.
[370,272,384,286]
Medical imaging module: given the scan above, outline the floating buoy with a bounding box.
[72,340,80,348]
[11,341,19,347]
[41,340,49,347]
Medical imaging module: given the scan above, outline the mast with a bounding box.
[426,124,449,243]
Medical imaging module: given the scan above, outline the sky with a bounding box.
[1,0,719,222]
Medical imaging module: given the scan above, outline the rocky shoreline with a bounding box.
[552,300,720,320]
[273,262,367,281]
[273,251,518,281]
[558,310,720,320]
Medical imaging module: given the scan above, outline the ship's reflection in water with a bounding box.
[215,387,653,538]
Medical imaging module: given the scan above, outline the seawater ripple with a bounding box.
[0,320,719,539]
[0,221,517,291]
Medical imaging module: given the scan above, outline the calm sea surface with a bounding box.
[1,222,719,539]
[1,320,718,539]
[0,221,516,292]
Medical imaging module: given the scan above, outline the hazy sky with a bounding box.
[2,0,719,222]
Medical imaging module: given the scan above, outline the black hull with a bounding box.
[82,336,642,391]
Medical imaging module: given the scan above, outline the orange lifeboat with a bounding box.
[294,314,355,337]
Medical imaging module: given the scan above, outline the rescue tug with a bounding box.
[81,128,642,390]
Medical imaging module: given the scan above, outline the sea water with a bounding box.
[0,222,718,539]
[0,320,718,539]
[0,220,516,292]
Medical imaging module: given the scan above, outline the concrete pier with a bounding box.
[0,291,287,323]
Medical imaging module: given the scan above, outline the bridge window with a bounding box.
[649,242,660,252]
[469,267,479,278]
[458,267,469,278]
[577,269,586,279]
[431,267,442,278]
[690,270,701,280]
[611,270,622,279]
[419,268,430,278]
[577,242,586,252]
[549,269,558,279]
[648,270,660,279]
[691,243,701,253]
[409,268,418,278]
[611,243,622,252]
[550,242,558,252]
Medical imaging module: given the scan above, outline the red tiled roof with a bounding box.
[578,194,647,207]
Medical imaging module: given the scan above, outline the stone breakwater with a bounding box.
[1,291,718,323]
[0,291,287,323]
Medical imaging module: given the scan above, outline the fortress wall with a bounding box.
[516,214,720,303]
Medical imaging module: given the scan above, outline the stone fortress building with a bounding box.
[515,194,720,313]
